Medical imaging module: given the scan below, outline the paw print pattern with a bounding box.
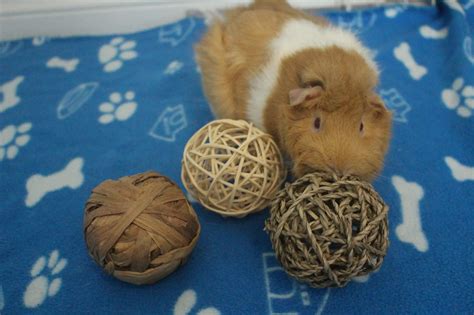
[0,122,32,161]
[174,289,220,315]
[98,37,137,72]
[441,77,474,118]
[98,91,137,124]
[23,250,67,308]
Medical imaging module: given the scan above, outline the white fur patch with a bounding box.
[246,19,378,130]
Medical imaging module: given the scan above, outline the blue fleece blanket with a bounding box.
[1,1,473,314]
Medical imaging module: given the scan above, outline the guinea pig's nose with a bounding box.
[335,169,347,177]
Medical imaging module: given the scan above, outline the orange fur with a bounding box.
[195,1,392,181]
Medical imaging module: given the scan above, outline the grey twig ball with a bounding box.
[265,171,389,288]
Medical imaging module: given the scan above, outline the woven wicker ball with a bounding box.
[83,171,200,285]
[265,171,389,288]
[181,119,286,218]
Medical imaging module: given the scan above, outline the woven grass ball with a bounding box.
[265,171,389,288]
[84,171,200,285]
[181,119,286,218]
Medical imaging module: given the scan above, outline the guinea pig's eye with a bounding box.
[314,117,322,131]
[359,122,364,133]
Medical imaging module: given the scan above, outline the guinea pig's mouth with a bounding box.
[298,163,357,179]
[295,163,333,177]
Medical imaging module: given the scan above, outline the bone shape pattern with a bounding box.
[46,57,79,72]
[394,42,427,80]
[419,26,448,39]
[445,156,474,182]
[466,0,474,10]
[25,157,85,207]
[0,76,24,113]
[444,0,465,15]
[392,175,429,253]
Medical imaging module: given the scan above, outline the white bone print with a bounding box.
[353,275,370,283]
[466,0,474,10]
[419,26,448,39]
[445,0,465,15]
[392,175,429,252]
[353,268,380,284]
[0,76,24,113]
[445,156,474,182]
[394,42,427,80]
[46,57,79,72]
[25,157,84,207]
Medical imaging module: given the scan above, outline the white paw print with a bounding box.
[98,91,137,124]
[174,289,220,315]
[164,60,184,75]
[441,77,474,118]
[98,37,137,72]
[0,122,32,161]
[23,250,67,308]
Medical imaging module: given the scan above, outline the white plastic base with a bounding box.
[0,0,393,41]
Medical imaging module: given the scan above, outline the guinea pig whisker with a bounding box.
[344,168,354,176]
[375,173,391,182]
[325,165,341,176]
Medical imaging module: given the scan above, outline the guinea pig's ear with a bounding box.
[289,86,323,107]
[368,94,390,119]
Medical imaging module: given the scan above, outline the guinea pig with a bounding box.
[195,0,392,181]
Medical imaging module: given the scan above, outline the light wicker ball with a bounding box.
[181,119,286,218]
[265,171,389,288]
[84,171,200,285]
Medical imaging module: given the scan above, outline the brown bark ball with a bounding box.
[265,171,389,288]
[84,171,200,285]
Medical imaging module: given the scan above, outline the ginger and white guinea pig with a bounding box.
[195,0,392,181]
